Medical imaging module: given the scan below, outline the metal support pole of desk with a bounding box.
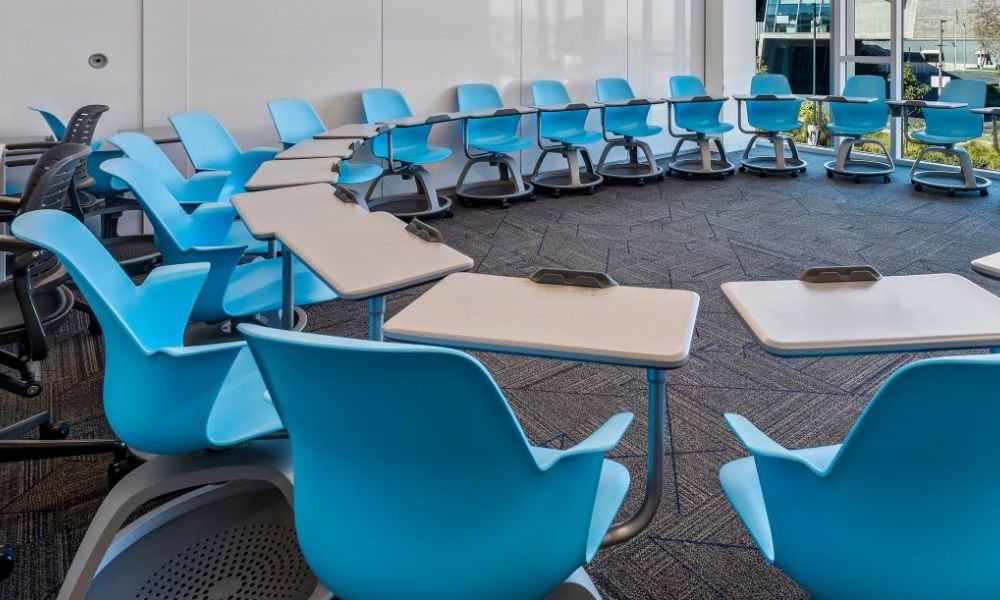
[368,296,386,341]
[602,368,666,547]
[281,250,295,330]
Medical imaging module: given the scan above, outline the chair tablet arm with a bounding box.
[532,101,604,112]
[315,123,393,140]
[666,95,729,104]
[887,99,967,110]
[724,414,830,476]
[534,413,634,471]
[806,95,875,104]
[971,107,1000,120]
[379,112,468,128]
[599,97,667,107]
[464,106,538,119]
[733,94,802,102]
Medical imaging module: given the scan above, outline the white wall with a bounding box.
[1,0,712,191]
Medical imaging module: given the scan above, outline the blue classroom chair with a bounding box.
[169,112,279,193]
[108,132,239,207]
[361,88,454,218]
[454,83,534,208]
[102,157,337,325]
[907,79,991,196]
[595,77,665,184]
[721,354,1000,600]
[666,75,735,179]
[530,80,604,196]
[825,75,894,183]
[240,323,634,600]
[735,74,807,177]
[11,209,303,598]
[266,97,383,186]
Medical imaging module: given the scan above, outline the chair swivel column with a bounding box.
[664,75,735,180]
[530,80,605,197]
[734,74,807,178]
[594,78,666,186]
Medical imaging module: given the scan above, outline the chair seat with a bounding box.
[338,161,384,185]
[609,123,663,138]
[0,282,74,343]
[529,446,630,561]
[681,121,734,135]
[544,128,603,146]
[749,119,801,133]
[469,134,533,154]
[205,345,284,447]
[222,256,338,318]
[720,443,841,564]
[827,122,881,137]
[379,145,452,165]
[912,130,970,146]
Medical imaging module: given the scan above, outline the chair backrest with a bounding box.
[12,209,242,454]
[361,88,430,159]
[19,144,92,214]
[756,354,1000,598]
[669,75,724,131]
[456,83,521,146]
[923,79,986,142]
[29,106,67,140]
[108,132,189,195]
[596,78,651,133]
[267,98,326,147]
[241,324,604,600]
[532,80,589,139]
[830,75,889,133]
[170,111,244,171]
[746,74,800,129]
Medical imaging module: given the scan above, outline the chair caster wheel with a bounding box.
[528,193,537,201]
[443,210,455,218]
[40,421,70,440]
[883,176,891,183]
[914,184,923,192]
[948,190,956,198]
[790,172,798,178]
[637,179,645,187]
[826,171,833,178]
[853,176,861,183]
[981,189,989,197]
[499,200,510,209]
[550,190,561,198]
[657,173,666,181]
[758,172,766,178]
[685,173,693,181]
[0,544,14,582]
[88,318,102,337]
[587,187,596,195]
[738,166,746,173]
[800,168,808,174]
[108,450,142,487]
[461,199,473,208]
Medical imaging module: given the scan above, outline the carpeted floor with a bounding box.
[2,152,1000,599]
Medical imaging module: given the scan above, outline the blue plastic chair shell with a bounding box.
[746,74,802,133]
[531,80,602,146]
[267,98,382,185]
[669,76,734,135]
[11,210,281,454]
[239,323,633,600]
[595,78,663,138]
[914,79,987,145]
[169,112,279,189]
[361,89,451,165]
[721,354,1000,600]
[29,106,102,151]
[456,83,532,154]
[828,75,889,137]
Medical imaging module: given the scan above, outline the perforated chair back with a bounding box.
[241,324,616,600]
[362,88,430,160]
[11,209,261,454]
[457,83,521,147]
[19,144,92,213]
[830,75,889,134]
[170,112,244,171]
[746,74,801,131]
[728,354,1000,598]
[596,78,651,133]
[108,132,189,195]
[924,79,986,142]
[532,80,589,141]
[669,75,725,132]
[267,98,326,147]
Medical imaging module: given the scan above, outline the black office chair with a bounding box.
[0,144,135,582]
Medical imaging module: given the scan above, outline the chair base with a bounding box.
[182,307,309,346]
[739,133,807,177]
[824,136,894,183]
[456,153,534,209]
[909,144,992,197]
[597,139,665,186]
[363,164,454,219]
[668,135,735,180]
[532,146,605,197]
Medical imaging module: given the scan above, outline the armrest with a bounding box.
[532,101,604,112]
[0,196,21,211]
[733,94,801,102]
[599,97,667,107]
[5,140,58,152]
[666,95,728,104]
[806,95,875,104]
[187,202,239,243]
[534,412,634,471]
[315,123,393,140]
[133,262,213,347]
[0,233,38,253]
[464,106,538,119]
[176,170,231,202]
[724,414,830,476]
